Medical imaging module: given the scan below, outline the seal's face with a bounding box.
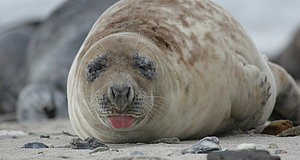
[80,34,158,131]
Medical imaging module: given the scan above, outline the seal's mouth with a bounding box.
[108,116,134,129]
[99,114,145,131]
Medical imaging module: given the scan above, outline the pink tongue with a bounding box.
[108,116,133,129]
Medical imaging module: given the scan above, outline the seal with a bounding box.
[272,27,300,80]
[16,0,119,121]
[0,22,39,115]
[67,0,300,143]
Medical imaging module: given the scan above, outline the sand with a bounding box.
[0,118,299,160]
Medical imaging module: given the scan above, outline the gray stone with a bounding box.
[21,142,49,149]
[277,126,300,137]
[150,137,180,144]
[40,134,50,138]
[181,136,222,154]
[112,157,168,160]
[130,151,145,156]
[70,137,108,150]
[207,150,280,160]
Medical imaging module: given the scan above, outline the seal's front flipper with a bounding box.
[231,54,273,122]
[269,62,300,125]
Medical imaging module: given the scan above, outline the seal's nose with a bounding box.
[108,85,134,111]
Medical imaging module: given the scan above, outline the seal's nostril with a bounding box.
[126,87,131,99]
[111,86,118,99]
[121,86,130,99]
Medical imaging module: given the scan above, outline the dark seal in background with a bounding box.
[13,0,119,121]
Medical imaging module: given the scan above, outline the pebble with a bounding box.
[112,157,168,160]
[262,120,293,135]
[89,147,109,154]
[275,150,287,154]
[277,126,300,137]
[268,143,279,149]
[40,135,50,138]
[130,151,145,156]
[57,156,69,159]
[21,142,49,149]
[236,143,270,150]
[181,136,222,154]
[0,130,28,138]
[236,143,257,150]
[150,137,180,144]
[70,137,109,150]
[207,150,280,160]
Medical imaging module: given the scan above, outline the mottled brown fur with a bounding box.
[68,0,300,143]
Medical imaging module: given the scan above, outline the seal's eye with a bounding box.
[133,53,156,80]
[86,53,108,82]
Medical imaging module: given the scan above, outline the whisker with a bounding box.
[151,96,167,100]
[98,40,106,51]
[152,103,168,114]
[133,32,141,52]
[148,107,162,120]
[150,103,168,120]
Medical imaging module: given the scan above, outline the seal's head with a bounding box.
[74,32,162,132]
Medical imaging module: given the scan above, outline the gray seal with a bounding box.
[272,27,300,80]
[0,22,39,115]
[68,0,300,143]
[16,0,119,121]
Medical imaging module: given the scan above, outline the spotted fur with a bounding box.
[68,0,300,143]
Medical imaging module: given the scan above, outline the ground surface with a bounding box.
[0,119,299,160]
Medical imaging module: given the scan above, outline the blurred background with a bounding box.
[1,0,300,56]
[0,0,300,122]
[213,0,300,56]
[0,0,64,31]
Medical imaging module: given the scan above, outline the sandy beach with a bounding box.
[0,119,299,160]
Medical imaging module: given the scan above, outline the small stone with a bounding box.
[112,157,168,160]
[236,143,257,150]
[207,150,280,160]
[277,126,300,137]
[70,137,108,150]
[62,130,77,137]
[275,150,287,154]
[167,153,173,156]
[21,142,49,149]
[109,148,119,152]
[0,130,28,138]
[150,137,180,144]
[89,147,109,154]
[40,135,50,138]
[181,136,222,154]
[130,151,145,156]
[57,156,69,159]
[53,145,70,148]
[236,143,270,150]
[262,120,293,135]
[268,143,279,149]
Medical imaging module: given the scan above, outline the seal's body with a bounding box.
[68,0,300,143]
